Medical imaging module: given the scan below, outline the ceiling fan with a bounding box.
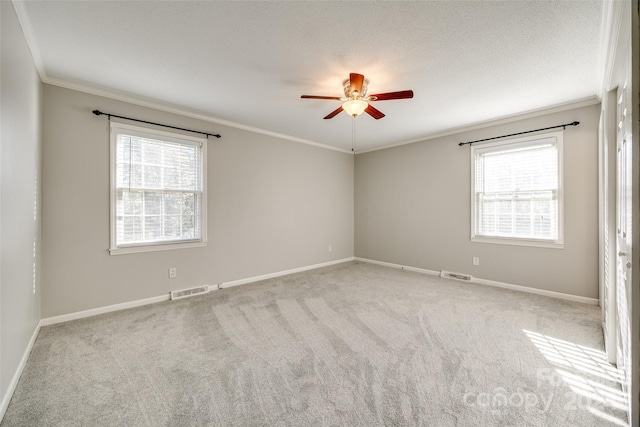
[301,73,414,120]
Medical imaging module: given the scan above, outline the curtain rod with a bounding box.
[92,110,221,139]
[458,121,579,146]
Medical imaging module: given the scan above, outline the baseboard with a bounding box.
[36,257,599,325]
[354,257,440,276]
[39,258,354,326]
[0,320,41,421]
[220,257,355,288]
[40,294,171,326]
[355,257,599,305]
[472,277,599,305]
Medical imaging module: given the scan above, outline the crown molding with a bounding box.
[11,1,351,155]
[11,0,47,80]
[43,76,352,154]
[11,0,604,157]
[356,96,601,154]
[599,0,626,95]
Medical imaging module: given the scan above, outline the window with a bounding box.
[471,131,563,248]
[110,122,207,255]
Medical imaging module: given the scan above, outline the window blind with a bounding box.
[474,137,559,241]
[113,128,203,246]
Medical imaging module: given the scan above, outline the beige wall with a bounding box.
[0,0,43,408]
[41,85,354,317]
[355,104,600,299]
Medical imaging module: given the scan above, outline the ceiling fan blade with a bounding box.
[349,73,365,94]
[365,105,385,120]
[324,106,344,119]
[301,95,343,100]
[369,90,414,101]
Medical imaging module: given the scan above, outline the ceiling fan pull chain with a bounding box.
[352,115,356,154]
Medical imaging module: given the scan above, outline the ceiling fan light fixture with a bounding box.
[301,72,412,120]
[342,99,368,117]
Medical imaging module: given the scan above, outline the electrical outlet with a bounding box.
[169,267,177,279]
[328,245,333,252]
[472,257,480,266]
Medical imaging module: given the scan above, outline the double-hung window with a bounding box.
[471,131,563,248]
[110,122,207,255]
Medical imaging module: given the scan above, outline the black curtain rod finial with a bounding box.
[562,121,579,130]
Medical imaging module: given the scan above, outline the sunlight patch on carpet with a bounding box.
[524,329,627,426]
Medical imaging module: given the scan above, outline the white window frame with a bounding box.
[109,122,207,255]
[470,131,564,249]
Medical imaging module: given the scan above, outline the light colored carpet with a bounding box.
[2,261,627,426]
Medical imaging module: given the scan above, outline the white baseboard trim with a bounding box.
[39,258,354,326]
[0,320,41,421]
[40,294,170,327]
[355,257,599,305]
[473,277,599,305]
[354,257,440,276]
[220,257,355,289]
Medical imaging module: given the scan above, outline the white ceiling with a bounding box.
[17,1,605,152]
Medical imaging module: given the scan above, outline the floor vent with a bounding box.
[170,285,210,301]
[440,271,473,282]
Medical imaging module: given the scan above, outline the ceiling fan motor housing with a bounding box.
[343,79,368,99]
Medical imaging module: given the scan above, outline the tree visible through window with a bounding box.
[110,123,206,254]
[471,132,563,247]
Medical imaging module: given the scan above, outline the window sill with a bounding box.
[471,236,563,249]
[109,240,207,255]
